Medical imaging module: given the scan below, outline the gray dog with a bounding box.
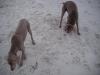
[7,19,35,71]
[59,1,80,35]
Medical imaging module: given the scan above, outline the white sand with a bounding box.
[0,0,100,75]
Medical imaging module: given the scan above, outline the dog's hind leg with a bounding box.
[76,17,80,35]
[59,4,66,28]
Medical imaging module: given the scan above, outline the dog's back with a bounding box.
[67,11,78,25]
[59,1,78,27]
[8,19,35,71]
[15,19,29,41]
[64,1,77,13]
[60,1,80,35]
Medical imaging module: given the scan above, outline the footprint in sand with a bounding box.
[95,63,100,68]
[83,63,91,71]
[95,33,100,39]
[42,54,58,65]
[83,26,89,32]
[45,17,60,30]
[0,37,4,44]
[0,56,2,66]
[32,0,36,5]
[36,2,44,9]
[72,56,80,64]
[0,69,7,75]
[30,62,38,73]
[42,57,53,65]
[40,69,51,75]
[0,39,2,43]
[87,0,92,4]
[57,37,62,41]
[18,62,38,74]
[46,13,52,16]
[84,10,91,15]
[0,0,8,8]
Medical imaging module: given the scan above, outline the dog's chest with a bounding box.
[17,51,22,64]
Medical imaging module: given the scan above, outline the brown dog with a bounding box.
[7,19,35,71]
[59,1,80,35]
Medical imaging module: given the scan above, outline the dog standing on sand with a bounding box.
[59,1,80,35]
[7,19,35,71]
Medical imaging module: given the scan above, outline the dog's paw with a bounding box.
[32,40,36,45]
[32,42,35,45]
[59,26,61,28]
[23,55,26,60]
[19,61,23,67]
[77,32,80,35]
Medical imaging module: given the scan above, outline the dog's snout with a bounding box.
[10,65,16,71]
[11,67,14,71]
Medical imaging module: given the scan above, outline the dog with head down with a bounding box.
[7,19,35,71]
[59,1,80,35]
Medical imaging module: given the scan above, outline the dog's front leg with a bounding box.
[22,47,26,60]
[19,45,26,67]
[76,19,80,35]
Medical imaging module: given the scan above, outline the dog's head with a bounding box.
[7,54,18,71]
[65,24,74,33]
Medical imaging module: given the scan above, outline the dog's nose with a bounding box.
[11,68,14,71]
[11,67,15,71]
